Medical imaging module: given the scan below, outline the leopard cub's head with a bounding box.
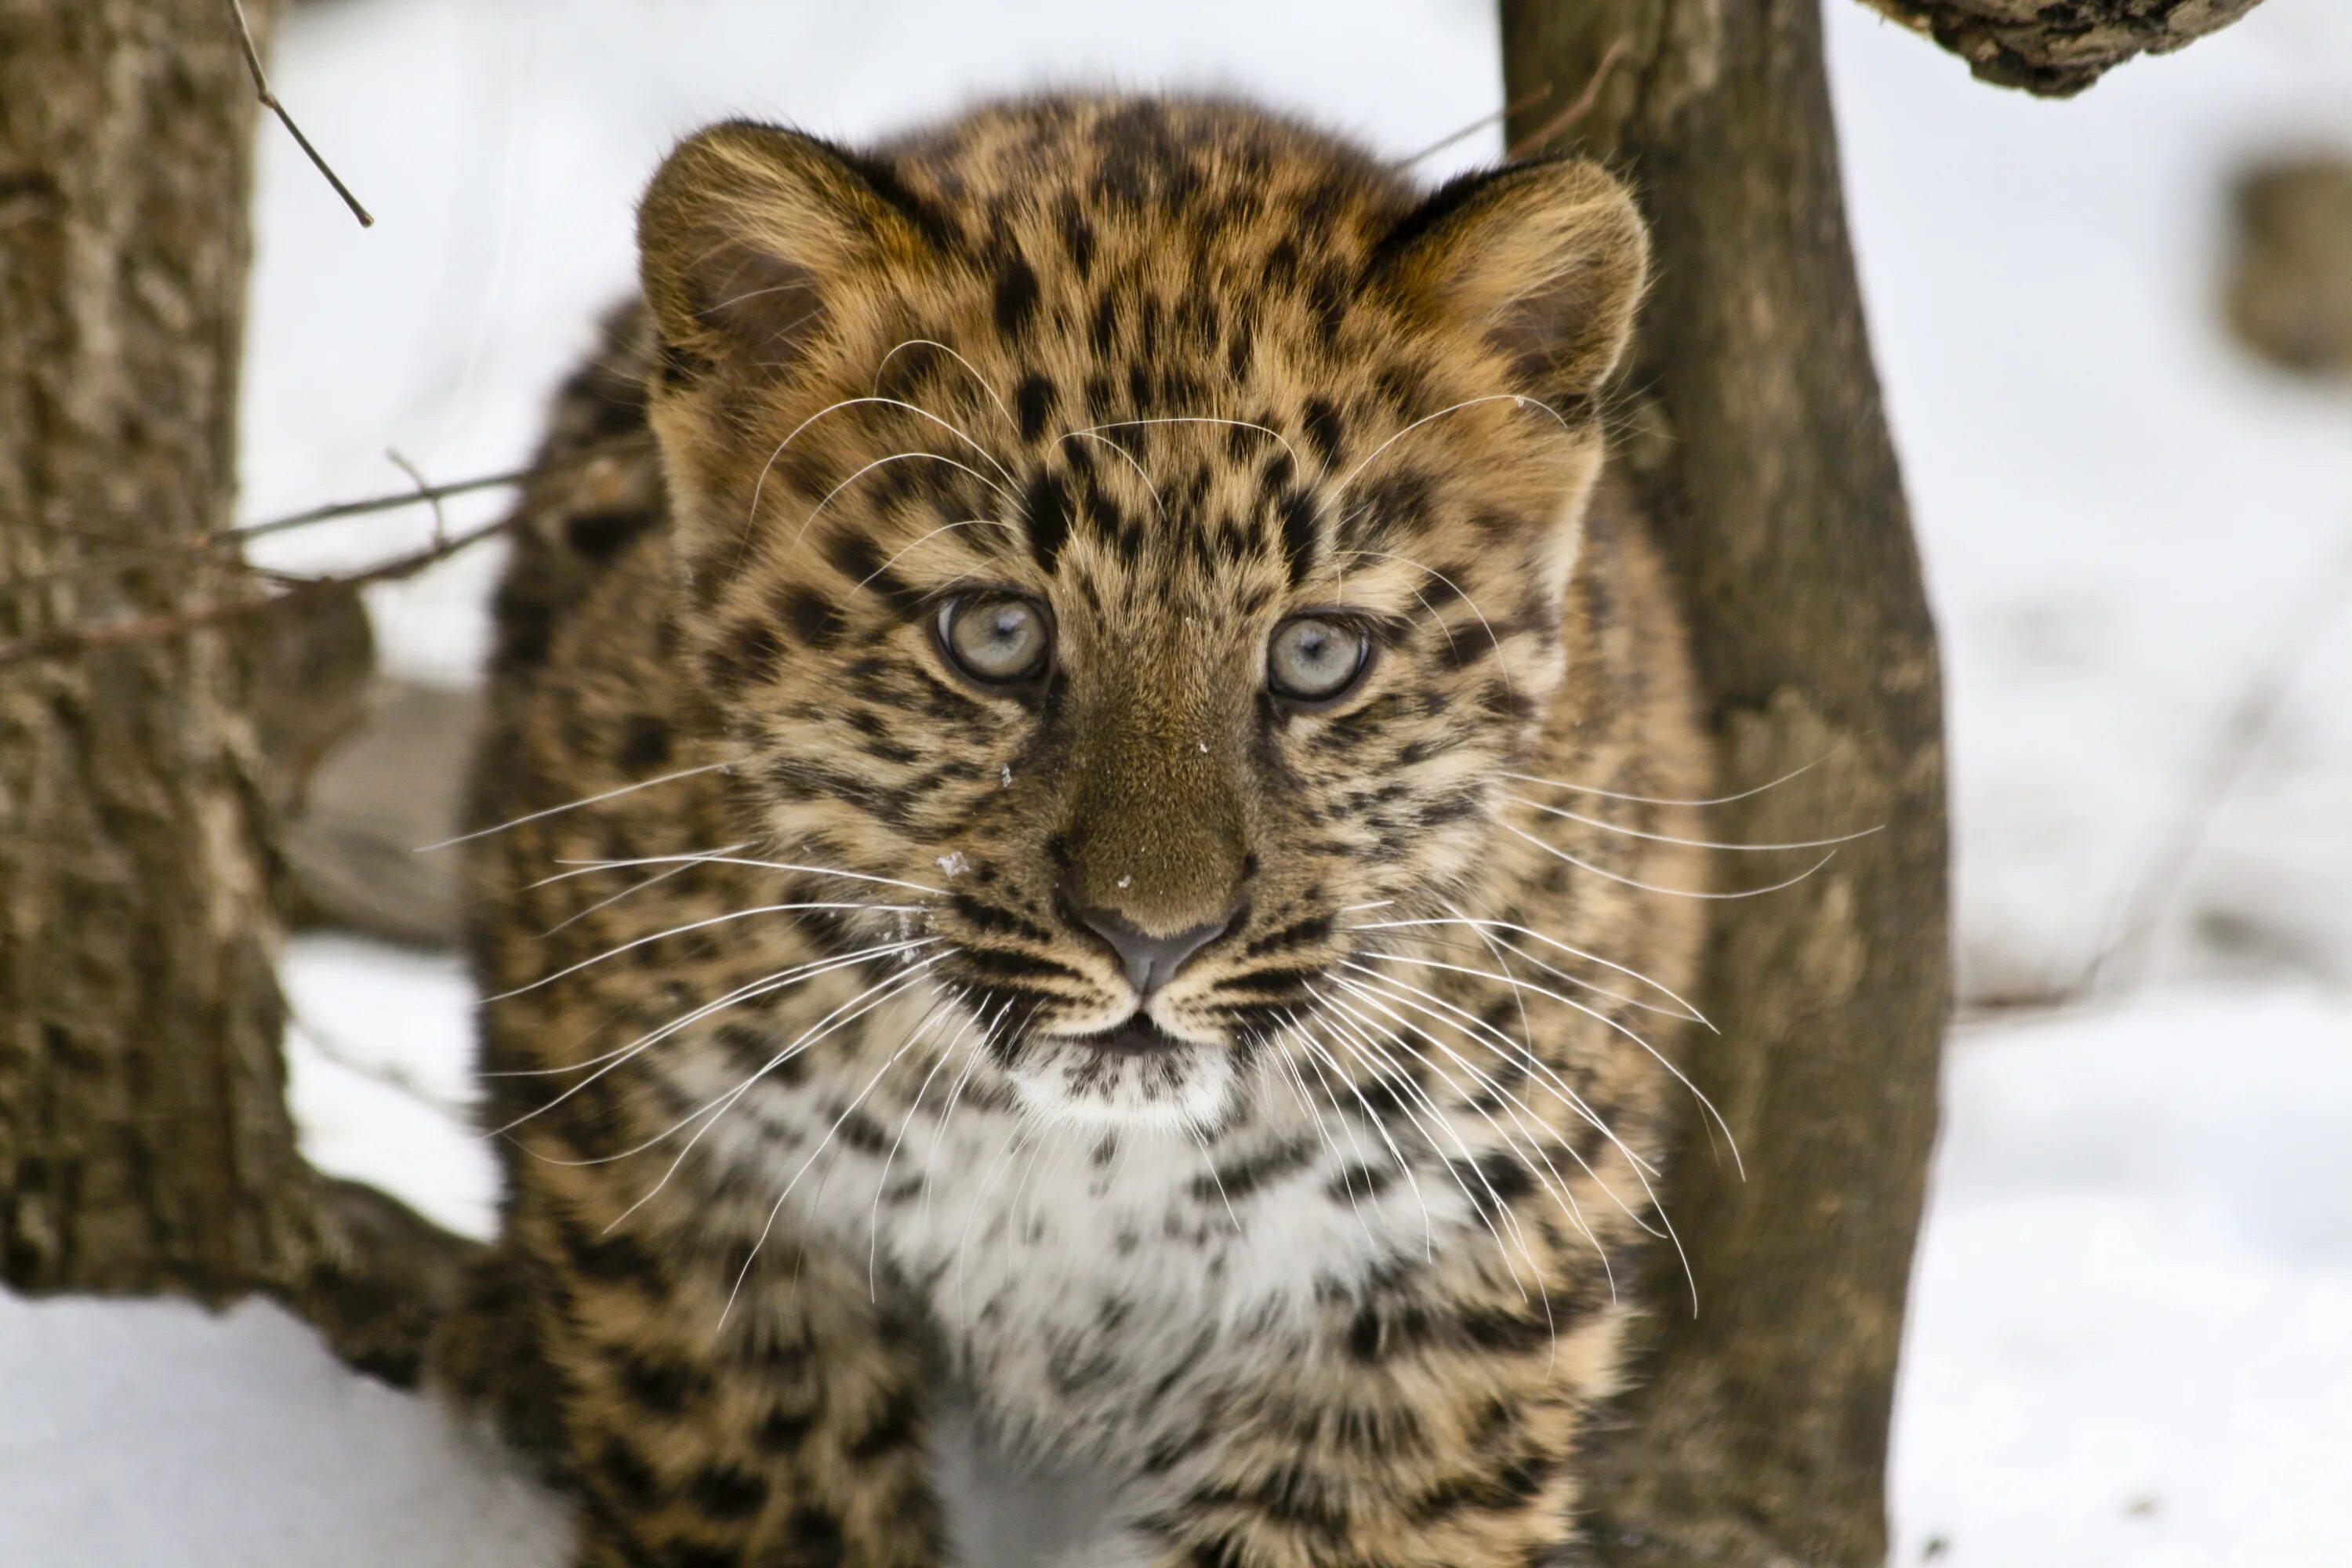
[636,98,1646,1131]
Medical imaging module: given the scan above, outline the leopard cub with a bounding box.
[446,93,1710,1568]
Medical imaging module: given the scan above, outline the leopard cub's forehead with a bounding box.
[860,98,1495,456]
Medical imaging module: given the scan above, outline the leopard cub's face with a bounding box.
[636,101,1646,1130]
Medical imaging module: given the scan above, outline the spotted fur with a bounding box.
[443,95,1711,1568]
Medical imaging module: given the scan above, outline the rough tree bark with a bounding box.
[1499,4,1948,1566]
[0,0,469,1381]
[1852,0,2264,96]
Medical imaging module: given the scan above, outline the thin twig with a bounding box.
[2089,528,2352,992]
[290,1008,472,1122]
[1396,83,1557,168]
[224,0,374,228]
[1505,37,1633,159]
[0,463,535,596]
[0,514,510,668]
[384,448,446,550]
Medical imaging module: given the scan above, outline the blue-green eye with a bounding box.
[1267,615,1370,703]
[938,593,1050,684]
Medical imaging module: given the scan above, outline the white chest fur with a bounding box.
[659,1045,1480,1467]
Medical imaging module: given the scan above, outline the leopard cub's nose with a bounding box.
[1068,902,1236,997]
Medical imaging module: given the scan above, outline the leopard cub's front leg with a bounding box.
[512,1186,944,1568]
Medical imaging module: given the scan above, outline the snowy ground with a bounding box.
[7,1,2350,1564]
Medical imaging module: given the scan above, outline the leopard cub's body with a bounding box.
[448,96,1710,1567]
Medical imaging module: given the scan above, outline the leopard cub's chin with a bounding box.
[1004,1025,1240,1133]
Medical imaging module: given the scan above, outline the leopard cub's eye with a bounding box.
[1267,615,1370,705]
[937,593,1051,685]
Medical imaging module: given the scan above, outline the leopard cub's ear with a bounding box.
[637,121,938,387]
[1378,158,1650,412]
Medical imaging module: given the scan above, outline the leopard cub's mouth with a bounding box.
[1063,1016,1192,1056]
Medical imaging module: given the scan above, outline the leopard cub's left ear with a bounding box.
[1377,158,1651,411]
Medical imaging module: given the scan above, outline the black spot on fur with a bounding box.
[704,619,788,692]
[597,1436,664,1506]
[845,1384,922,1461]
[615,716,672,773]
[1024,469,1073,573]
[757,1405,815,1454]
[777,585,848,649]
[784,1508,847,1567]
[994,255,1040,336]
[1278,492,1319,585]
[564,506,654,563]
[688,1465,770,1521]
[613,1348,709,1416]
[1014,373,1057,441]
[557,1214,670,1290]
[1303,397,1344,466]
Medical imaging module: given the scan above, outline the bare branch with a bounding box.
[1505,37,1631,159]
[0,514,510,668]
[1396,82,1557,168]
[384,448,448,549]
[223,0,375,227]
[1853,0,2269,97]
[0,464,533,596]
[2092,528,2352,990]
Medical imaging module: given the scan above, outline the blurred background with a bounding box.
[6,2,2349,1564]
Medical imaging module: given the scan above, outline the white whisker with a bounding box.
[574,960,947,1223]
[872,339,1019,435]
[856,517,1018,586]
[1333,971,1697,1312]
[1504,793,1881,853]
[418,761,731,851]
[1502,757,1831,808]
[1342,949,1735,1177]
[1501,821,1838,902]
[489,942,938,1148]
[921,994,1015,1230]
[1337,548,1517,707]
[1330,393,1572,491]
[1056,429,1168,525]
[870,992,978,1298]
[722,993,947,1330]
[546,851,947,899]
[536,843,751,935]
[1345,916,1711,1028]
[1285,1030,1386,1249]
[1306,992,1546,1299]
[1062,416,1301,472]
[487,902,927,1001]
[800,394,1018,488]
[787,450,1014,551]
[1298,1017,1438,1263]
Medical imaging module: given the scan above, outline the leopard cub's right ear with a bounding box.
[636,121,938,388]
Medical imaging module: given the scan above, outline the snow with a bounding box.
[280,936,499,1242]
[7,0,2350,1564]
[1894,992,2352,1568]
[0,1294,569,1567]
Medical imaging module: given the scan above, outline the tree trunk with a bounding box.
[1497,5,1951,1566]
[0,0,473,1378]
[0,0,319,1299]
